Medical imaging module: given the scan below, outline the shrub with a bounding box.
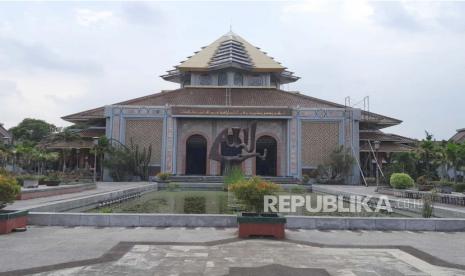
[99,207,113,213]
[416,175,428,186]
[0,175,21,209]
[229,176,280,212]
[422,194,434,218]
[156,172,171,181]
[455,183,465,193]
[290,185,306,194]
[103,145,134,181]
[224,167,245,187]
[390,173,414,189]
[183,196,206,214]
[301,175,310,185]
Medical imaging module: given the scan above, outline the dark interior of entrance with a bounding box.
[256,136,277,176]
[185,135,207,175]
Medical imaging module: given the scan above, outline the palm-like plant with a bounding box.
[416,131,440,179]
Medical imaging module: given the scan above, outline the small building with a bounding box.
[450,128,465,143]
[62,32,408,184]
[0,124,12,145]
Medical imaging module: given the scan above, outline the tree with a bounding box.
[416,131,440,179]
[318,146,355,181]
[10,118,57,144]
[436,141,449,180]
[445,142,465,183]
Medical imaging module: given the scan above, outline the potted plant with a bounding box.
[43,173,61,187]
[21,175,40,188]
[437,181,454,194]
[155,172,171,183]
[416,175,434,191]
[0,174,28,234]
[229,176,286,239]
[301,174,310,185]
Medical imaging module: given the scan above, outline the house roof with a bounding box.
[450,128,465,143]
[0,124,11,140]
[360,142,415,153]
[359,130,416,153]
[177,31,286,72]
[40,139,95,150]
[359,130,417,144]
[62,87,402,128]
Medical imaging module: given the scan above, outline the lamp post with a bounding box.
[12,149,16,173]
[374,140,381,188]
[92,137,99,183]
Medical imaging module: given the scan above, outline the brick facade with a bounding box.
[125,119,163,165]
[301,121,340,168]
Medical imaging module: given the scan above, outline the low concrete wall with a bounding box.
[19,183,96,200]
[27,212,465,231]
[286,216,465,231]
[28,184,158,212]
[28,213,237,227]
[312,185,465,218]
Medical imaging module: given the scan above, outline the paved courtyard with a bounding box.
[1,226,465,275]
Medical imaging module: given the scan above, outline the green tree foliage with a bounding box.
[103,139,153,181]
[103,144,134,181]
[384,152,418,184]
[416,131,440,179]
[318,146,355,182]
[130,140,152,181]
[9,118,56,144]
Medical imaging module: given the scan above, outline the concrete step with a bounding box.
[168,176,300,184]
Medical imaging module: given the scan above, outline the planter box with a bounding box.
[0,210,28,234]
[44,180,61,187]
[23,179,39,188]
[440,186,454,194]
[418,185,434,191]
[237,212,286,239]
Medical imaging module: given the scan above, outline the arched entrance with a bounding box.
[185,134,207,175]
[256,136,277,176]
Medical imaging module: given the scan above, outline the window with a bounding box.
[218,72,228,86]
[233,73,243,86]
[248,74,263,86]
[199,74,212,85]
[182,74,191,87]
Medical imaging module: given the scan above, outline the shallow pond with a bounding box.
[87,190,406,217]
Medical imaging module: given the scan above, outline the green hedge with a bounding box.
[454,183,465,193]
[390,173,414,189]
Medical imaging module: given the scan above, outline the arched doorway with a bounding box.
[185,135,207,175]
[256,136,277,176]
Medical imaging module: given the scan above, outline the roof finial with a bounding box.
[229,18,233,35]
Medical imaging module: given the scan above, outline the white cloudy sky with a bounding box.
[0,0,464,140]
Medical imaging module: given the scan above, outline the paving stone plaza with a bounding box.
[1,226,465,275]
[2,182,465,275]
